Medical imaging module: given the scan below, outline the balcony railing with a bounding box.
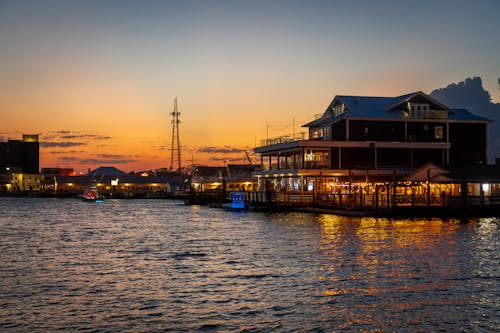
[260,132,307,146]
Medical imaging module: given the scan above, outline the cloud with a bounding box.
[78,153,139,165]
[60,157,79,162]
[430,76,500,162]
[80,158,138,165]
[96,154,126,159]
[198,146,248,154]
[209,156,246,162]
[50,150,85,154]
[153,145,169,151]
[60,134,111,140]
[42,131,112,142]
[40,142,87,148]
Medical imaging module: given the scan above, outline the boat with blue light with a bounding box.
[223,192,247,212]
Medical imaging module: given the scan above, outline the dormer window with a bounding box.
[408,103,430,118]
[331,103,346,117]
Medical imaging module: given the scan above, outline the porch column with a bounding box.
[301,148,305,169]
[446,122,450,165]
[300,175,304,202]
[339,147,342,169]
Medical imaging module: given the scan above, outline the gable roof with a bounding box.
[409,163,500,183]
[409,163,454,182]
[89,166,127,176]
[449,108,491,122]
[304,91,489,128]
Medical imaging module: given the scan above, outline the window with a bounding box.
[435,126,443,139]
[408,103,430,118]
[311,128,324,140]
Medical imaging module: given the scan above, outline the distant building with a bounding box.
[41,168,75,177]
[41,165,185,198]
[0,134,39,174]
[8,173,43,192]
[191,164,261,192]
[88,166,127,176]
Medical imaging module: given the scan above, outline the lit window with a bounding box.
[435,126,443,139]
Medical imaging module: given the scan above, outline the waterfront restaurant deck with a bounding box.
[238,163,500,216]
[239,180,500,217]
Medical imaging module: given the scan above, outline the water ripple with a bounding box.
[0,197,498,332]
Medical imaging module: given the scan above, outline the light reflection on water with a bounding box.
[0,198,498,332]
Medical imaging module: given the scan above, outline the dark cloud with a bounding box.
[60,157,79,162]
[60,134,111,140]
[42,131,112,142]
[96,154,125,159]
[78,153,139,165]
[50,150,84,154]
[153,145,169,151]
[198,146,247,154]
[40,142,86,148]
[430,76,500,162]
[80,158,138,165]
[209,157,246,162]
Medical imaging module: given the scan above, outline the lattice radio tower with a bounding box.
[170,98,181,171]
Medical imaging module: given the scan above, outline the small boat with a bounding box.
[223,192,247,212]
[79,186,103,202]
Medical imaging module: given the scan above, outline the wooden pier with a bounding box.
[232,187,500,217]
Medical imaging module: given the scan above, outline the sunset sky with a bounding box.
[1,0,499,172]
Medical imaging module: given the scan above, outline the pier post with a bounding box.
[461,181,468,209]
[300,175,304,202]
[480,182,485,207]
[392,182,397,208]
[386,184,390,208]
[359,190,363,210]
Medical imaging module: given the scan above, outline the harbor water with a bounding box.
[0,198,498,332]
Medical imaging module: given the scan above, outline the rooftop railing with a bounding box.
[260,132,307,147]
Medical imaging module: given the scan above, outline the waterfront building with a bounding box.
[0,134,39,174]
[39,165,183,198]
[43,174,174,198]
[253,91,491,202]
[41,167,75,177]
[190,164,261,192]
[1,173,43,193]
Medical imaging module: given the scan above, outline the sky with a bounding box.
[1,0,499,172]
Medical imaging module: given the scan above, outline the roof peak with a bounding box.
[336,91,421,99]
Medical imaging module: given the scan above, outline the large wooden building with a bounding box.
[254,91,490,192]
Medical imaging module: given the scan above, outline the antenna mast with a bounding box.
[170,98,181,171]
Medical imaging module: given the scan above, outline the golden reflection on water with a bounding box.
[316,215,481,330]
